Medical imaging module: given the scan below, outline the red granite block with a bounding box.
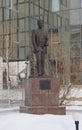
[31,93,49,106]
[20,77,66,115]
[31,78,40,93]
[25,77,59,106]
[47,93,59,106]
[20,106,66,115]
[31,94,41,106]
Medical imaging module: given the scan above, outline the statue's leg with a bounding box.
[36,52,42,76]
[41,52,45,75]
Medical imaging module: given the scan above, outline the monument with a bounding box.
[20,20,66,114]
[31,20,48,76]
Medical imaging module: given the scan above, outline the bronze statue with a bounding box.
[32,20,48,76]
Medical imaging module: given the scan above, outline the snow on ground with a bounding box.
[0,113,75,130]
[0,106,82,130]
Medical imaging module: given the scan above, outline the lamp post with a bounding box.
[20,72,26,104]
[25,60,30,79]
[73,113,80,130]
[75,121,79,130]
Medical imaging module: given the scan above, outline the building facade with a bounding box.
[0,0,82,87]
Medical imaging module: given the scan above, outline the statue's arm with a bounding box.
[45,31,49,46]
[32,30,37,53]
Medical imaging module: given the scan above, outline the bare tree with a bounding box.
[59,83,72,105]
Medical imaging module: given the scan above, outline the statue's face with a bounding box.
[38,20,44,28]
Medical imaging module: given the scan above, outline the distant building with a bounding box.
[0,0,82,86]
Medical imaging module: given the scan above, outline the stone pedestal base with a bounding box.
[20,106,66,115]
[20,77,66,115]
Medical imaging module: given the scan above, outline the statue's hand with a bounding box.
[34,47,40,53]
[36,47,39,52]
[37,47,43,52]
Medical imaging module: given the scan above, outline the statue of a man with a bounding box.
[32,20,48,76]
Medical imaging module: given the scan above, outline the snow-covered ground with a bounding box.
[0,106,82,130]
[0,113,75,130]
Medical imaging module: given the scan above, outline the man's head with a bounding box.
[37,20,44,28]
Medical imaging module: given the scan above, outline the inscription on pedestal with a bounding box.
[40,80,51,90]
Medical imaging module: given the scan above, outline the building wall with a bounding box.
[0,57,3,89]
[1,0,82,85]
[0,0,82,105]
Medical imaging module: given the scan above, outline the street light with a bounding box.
[75,121,79,130]
[20,72,26,79]
[73,113,80,130]
[19,72,26,104]
[25,60,31,79]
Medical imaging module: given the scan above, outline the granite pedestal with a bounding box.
[20,77,66,115]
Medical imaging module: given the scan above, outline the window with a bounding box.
[57,16,62,28]
[19,47,25,59]
[70,0,80,9]
[70,9,81,25]
[52,0,60,12]
[4,0,14,20]
[6,0,14,9]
